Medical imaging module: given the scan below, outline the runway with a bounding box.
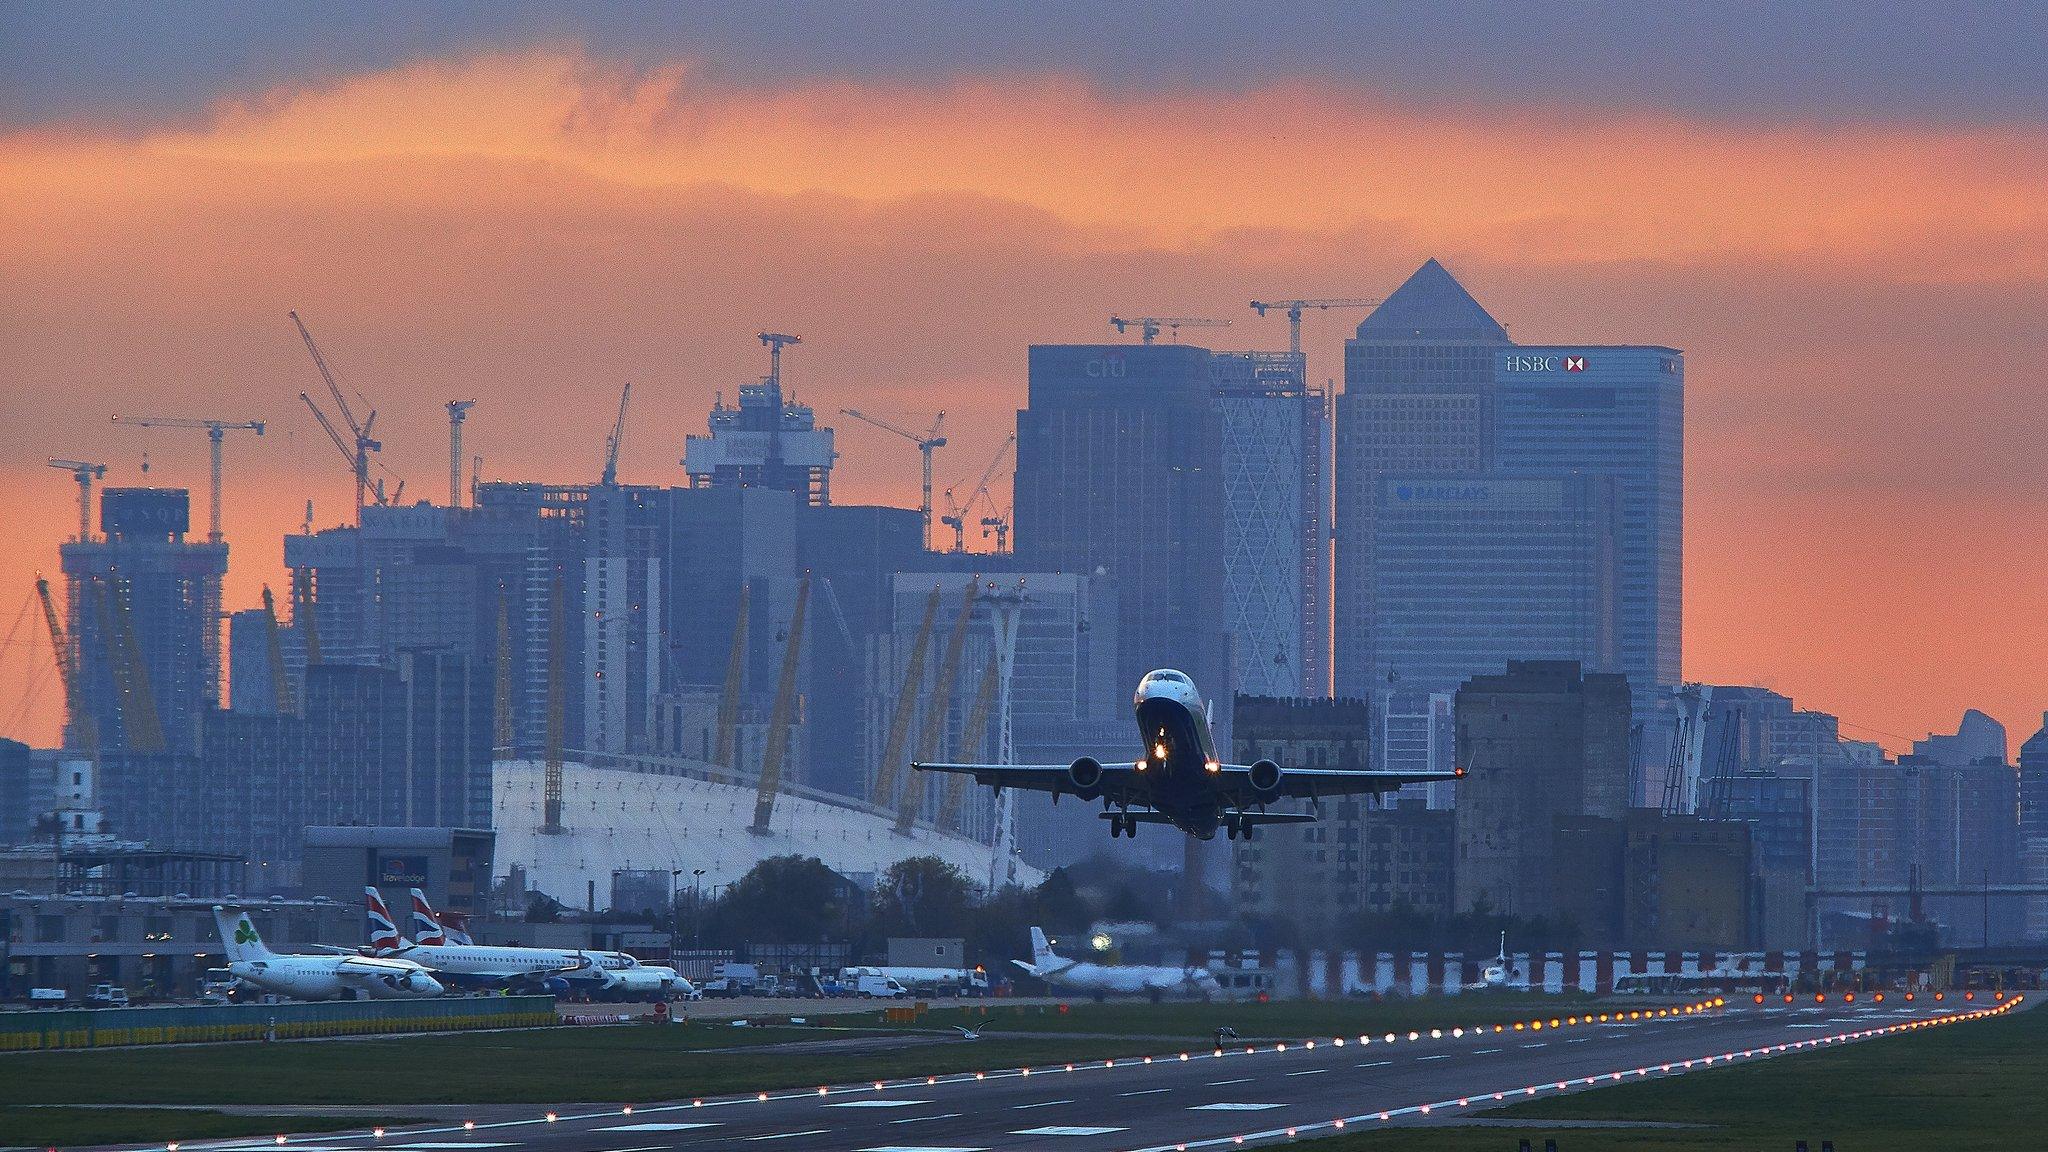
[127,994,2021,1152]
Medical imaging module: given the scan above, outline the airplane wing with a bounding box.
[912,759,1149,803]
[1213,765,1463,804]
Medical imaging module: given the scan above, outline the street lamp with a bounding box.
[691,869,707,950]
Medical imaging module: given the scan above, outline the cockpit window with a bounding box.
[1146,670,1189,683]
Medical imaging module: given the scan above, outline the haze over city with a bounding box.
[4,7,2046,754]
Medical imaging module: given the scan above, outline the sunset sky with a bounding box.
[3,6,2046,753]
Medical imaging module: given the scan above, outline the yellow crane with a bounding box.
[898,583,977,834]
[840,408,945,549]
[750,577,809,835]
[542,577,566,834]
[870,587,940,811]
[35,575,95,756]
[938,658,1002,832]
[259,585,292,714]
[713,582,751,770]
[110,416,265,544]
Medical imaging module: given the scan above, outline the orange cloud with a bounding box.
[3,48,2046,751]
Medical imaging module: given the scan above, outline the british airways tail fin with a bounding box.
[408,888,447,947]
[364,886,408,954]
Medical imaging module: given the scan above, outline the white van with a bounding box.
[854,973,908,999]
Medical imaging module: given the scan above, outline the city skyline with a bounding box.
[6,17,2048,753]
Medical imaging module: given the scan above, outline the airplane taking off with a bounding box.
[1013,927,1220,1002]
[1469,932,1517,990]
[213,907,442,1001]
[915,669,1461,839]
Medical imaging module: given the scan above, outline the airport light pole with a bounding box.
[692,868,707,950]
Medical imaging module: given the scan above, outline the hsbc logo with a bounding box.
[1501,353,1589,373]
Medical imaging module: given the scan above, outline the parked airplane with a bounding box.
[915,668,1461,839]
[1469,932,1518,990]
[376,888,690,999]
[1012,927,1220,1002]
[213,906,443,1001]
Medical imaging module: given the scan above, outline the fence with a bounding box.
[0,994,557,1051]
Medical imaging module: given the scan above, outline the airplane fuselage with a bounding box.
[1126,670,1228,838]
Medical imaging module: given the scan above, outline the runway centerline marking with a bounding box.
[1206,1077,1254,1086]
[1285,1068,1329,1077]
[1417,1054,1450,1061]
[1012,1098,1074,1109]
[1520,1042,1548,1049]
[1474,1048,1503,1054]
[1356,1060,1392,1068]
[890,1113,962,1125]
[1119,1088,1172,1097]
[1192,1103,1288,1111]
[598,1123,720,1132]
[1012,1126,1128,1137]
[828,1099,932,1108]
[854,1146,990,1152]
[746,1129,831,1141]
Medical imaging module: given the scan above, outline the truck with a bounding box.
[701,961,761,997]
[851,972,909,999]
[841,965,987,997]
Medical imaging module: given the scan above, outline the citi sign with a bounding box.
[1085,354,1127,378]
[1502,354,1588,373]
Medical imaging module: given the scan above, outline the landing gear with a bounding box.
[1224,814,1257,841]
[1109,812,1138,838]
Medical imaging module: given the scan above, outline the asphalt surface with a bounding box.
[104,994,2022,1152]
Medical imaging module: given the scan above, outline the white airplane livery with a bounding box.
[213,906,443,1001]
[1013,927,1220,1002]
[370,888,688,997]
[917,669,1461,840]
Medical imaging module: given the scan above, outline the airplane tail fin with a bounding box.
[364,886,407,954]
[407,888,447,947]
[438,909,474,946]
[1029,926,1055,969]
[214,906,273,963]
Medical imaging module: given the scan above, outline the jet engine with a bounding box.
[1248,758,1282,802]
[1067,756,1104,799]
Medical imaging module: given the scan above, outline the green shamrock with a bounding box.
[235,919,259,945]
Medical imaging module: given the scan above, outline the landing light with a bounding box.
[1205,760,1220,773]
[1154,743,1168,760]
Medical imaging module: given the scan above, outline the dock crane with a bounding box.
[290,310,387,521]
[445,401,475,508]
[599,383,630,486]
[1109,316,1231,345]
[1248,298,1381,357]
[841,408,946,548]
[110,416,265,543]
[940,434,1015,553]
[46,460,106,543]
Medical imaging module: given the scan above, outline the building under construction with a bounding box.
[59,488,227,755]
[682,334,836,506]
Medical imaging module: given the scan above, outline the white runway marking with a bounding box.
[1012,1126,1128,1136]
[890,1114,963,1124]
[1474,1048,1503,1054]
[1119,1088,1172,1097]
[1417,1054,1450,1061]
[1013,1099,1074,1109]
[1192,1103,1287,1111]
[747,1130,831,1141]
[598,1123,720,1132]
[1520,1042,1548,1049]
[1285,1068,1329,1076]
[394,1145,520,1150]
[828,1099,932,1108]
[856,1147,991,1152]
[1206,1077,1254,1086]
[1567,1037,1592,1044]
[1356,1060,1392,1068]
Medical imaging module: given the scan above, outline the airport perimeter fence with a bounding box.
[0,994,558,1051]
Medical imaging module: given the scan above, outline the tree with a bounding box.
[706,855,860,947]
[870,856,978,940]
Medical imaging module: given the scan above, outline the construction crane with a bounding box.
[980,500,1012,553]
[1109,316,1231,345]
[1248,298,1381,357]
[870,587,940,811]
[599,383,631,486]
[110,416,265,543]
[759,332,801,387]
[749,576,809,835]
[259,585,292,714]
[938,657,1002,832]
[290,310,386,521]
[898,583,977,835]
[35,575,94,756]
[542,577,567,833]
[939,434,1015,553]
[47,460,106,543]
[445,401,475,508]
[841,409,946,548]
[713,582,751,770]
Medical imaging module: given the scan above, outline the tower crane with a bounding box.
[35,575,93,755]
[1109,316,1231,345]
[841,409,945,549]
[46,460,107,543]
[445,401,475,508]
[759,332,801,389]
[1248,298,1381,357]
[939,434,1015,553]
[109,416,265,543]
[290,310,387,521]
[599,383,630,486]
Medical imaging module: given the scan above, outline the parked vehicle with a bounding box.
[853,973,909,999]
[87,984,130,1009]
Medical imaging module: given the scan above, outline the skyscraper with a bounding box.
[1016,344,1228,697]
[1211,350,1329,697]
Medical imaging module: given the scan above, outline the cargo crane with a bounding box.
[939,434,1014,553]
[841,408,945,549]
[47,460,107,543]
[445,401,475,508]
[898,583,978,835]
[1109,316,1230,345]
[749,577,809,835]
[870,587,940,811]
[110,416,265,543]
[290,310,389,521]
[599,383,630,486]
[1248,297,1380,357]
